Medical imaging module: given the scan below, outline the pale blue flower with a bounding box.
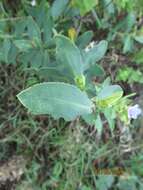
[128,104,142,119]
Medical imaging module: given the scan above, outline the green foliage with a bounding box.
[133,49,143,64]
[134,36,143,44]
[96,175,114,190]
[83,41,108,70]
[0,39,11,63]
[123,34,134,54]
[72,0,98,15]
[51,0,69,20]
[114,0,135,11]
[76,31,94,49]
[55,35,84,77]
[116,67,143,84]
[1,0,143,189]
[17,82,93,121]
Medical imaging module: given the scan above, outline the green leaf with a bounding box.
[52,162,63,180]
[123,35,134,54]
[14,19,27,36]
[73,0,98,16]
[38,65,73,82]
[7,43,18,65]
[86,63,105,79]
[125,13,136,32]
[107,13,135,41]
[14,40,34,52]
[103,108,116,130]
[82,186,92,190]
[133,49,143,64]
[96,175,114,190]
[0,39,11,63]
[18,49,49,69]
[82,113,97,125]
[51,0,69,19]
[3,39,11,63]
[55,35,84,76]
[116,67,131,82]
[28,1,53,43]
[116,67,143,83]
[96,85,123,108]
[103,0,115,15]
[83,40,108,71]
[76,31,94,49]
[17,82,93,121]
[43,11,53,43]
[117,176,138,190]
[26,17,41,42]
[95,114,103,135]
[134,36,143,44]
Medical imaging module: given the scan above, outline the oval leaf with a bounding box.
[83,40,108,70]
[17,82,93,121]
[51,0,69,20]
[55,35,84,77]
[76,31,94,49]
[134,36,143,44]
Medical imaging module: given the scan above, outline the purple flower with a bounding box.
[128,104,142,119]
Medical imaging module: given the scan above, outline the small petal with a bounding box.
[128,104,142,119]
[85,41,96,52]
[90,41,95,48]
[85,46,90,52]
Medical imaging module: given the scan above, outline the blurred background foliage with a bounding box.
[0,0,143,189]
